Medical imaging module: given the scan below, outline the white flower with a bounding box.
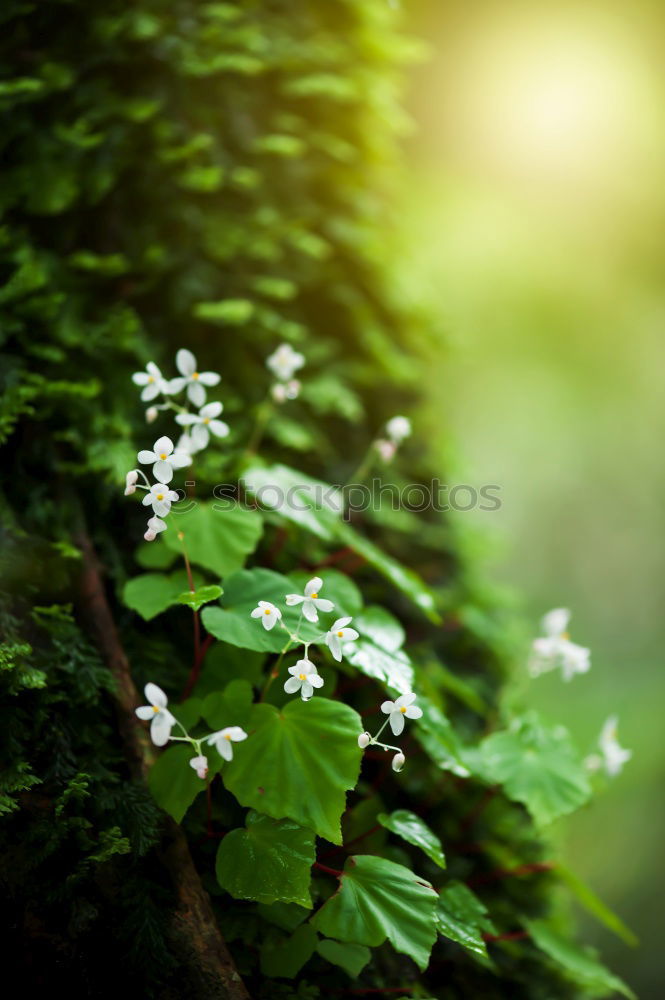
[385,416,411,445]
[325,617,359,662]
[529,608,591,682]
[392,752,406,772]
[251,601,282,630]
[285,576,335,624]
[189,754,209,779]
[124,469,139,495]
[169,348,220,407]
[284,658,325,701]
[144,515,167,541]
[381,692,423,736]
[175,402,229,450]
[206,726,248,762]
[271,379,301,403]
[146,406,159,424]
[142,482,179,517]
[374,439,397,463]
[132,361,168,402]
[135,683,176,746]
[267,343,305,382]
[137,435,190,484]
[597,716,632,777]
[358,731,371,749]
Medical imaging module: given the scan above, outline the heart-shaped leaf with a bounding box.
[223,698,362,843]
[311,854,438,970]
[147,744,219,822]
[216,810,315,908]
[123,570,200,621]
[378,809,446,869]
[177,584,223,612]
[341,605,414,694]
[316,939,371,977]
[163,501,263,577]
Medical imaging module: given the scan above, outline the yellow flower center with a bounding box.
[400,706,407,714]
[192,372,199,380]
[562,631,570,639]
[337,630,344,637]
[299,673,306,680]
[147,375,154,383]
[152,706,159,714]
[203,417,210,424]
[224,732,232,740]
[159,452,167,460]
[310,592,318,599]
[156,493,164,501]
[264,608,271,615]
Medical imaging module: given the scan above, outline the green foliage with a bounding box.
[162,503,263,578]
[311,854,438,971]
[224,699,363,843]
[377,809,446,869]
[436,881,494,962]
[525,920,636,999]
[216,810,315,908]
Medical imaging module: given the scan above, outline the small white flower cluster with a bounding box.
[585,716,632,778]
[267,343,305,403]
[374,415,412,464]
[250,575,359,701]
[124,349,228,540]
[529,608,591,682]
[135,683,248,778]
[357,692,423,772]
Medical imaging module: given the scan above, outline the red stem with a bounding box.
[483,930,529,942]
[313,861,343,878]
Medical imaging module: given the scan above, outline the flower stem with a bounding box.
[260,637,293,702]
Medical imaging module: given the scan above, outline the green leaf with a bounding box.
[147,744,214,822]
[342,606,414,695]
[378,810,446,869]
[436,881,493,961]
[176,584,223,612]
[311,854,438,971]
[202,679,254,731]
[257,901,310,932]
[216,810,315,908]
[122,570,197,621]
[194,642,265,694]
[242,463,341,541]
[414,696,471,778]
[201,568,295,653]
[479,715,592,826]
[316,939,371,977]
[134,541,178,570]
[525,919,636,999]
[260,924,318,978]
[556,864,638,947]
[163,502,263,578]
[224,699,363,843]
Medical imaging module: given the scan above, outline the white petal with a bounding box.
[170,451,191,469]
[332,617,351,630]
[305,577,323,597]
[141,383,160,401]
[137,450,156,464]
[285,594,304,606]
[228,728,247,742]
[150,712,173,746]
[153,435,174,456]
[542,607,570,637]
[152,499,171,517]
[168,376,187,393]
[132,372,149,386]
[380,700,395,714]
[135,706,154,720]
[301,682,314,700]
[390,711,405,736]
[148,516,167,533]
[251,606,263,618]
[405,705,422,719]
[302,601,319,623]
[263,613,277,630]
[152,459,173,483]
[327,634,342,662]
[398,692,417,707]
[198,372,221,387]
[309,674,324,688]
[142,493,153,506]
[191,423,209,450]
[219,738,233,761]
[209,420,229,439]
[313,598,334,613]
[176,348,196,376]
[200,401,222,418]
[284,676,302,694]
[188,381,206,407]
[175,412,199,426]
[340,628,359,641]
[145,682,167,707]
[146,362,162,378]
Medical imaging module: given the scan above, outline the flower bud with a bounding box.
[386,415,411,445]
[124,469,139,495]
[358,732,371,749]
[144,528,157,542]
[374,438,396,463]
[189,754,209,780]
[271,383,288,404]
[285,379,300,400]
[391,752,405,772]
[146,406,159,423]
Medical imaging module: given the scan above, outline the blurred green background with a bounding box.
[402,0,665,995]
